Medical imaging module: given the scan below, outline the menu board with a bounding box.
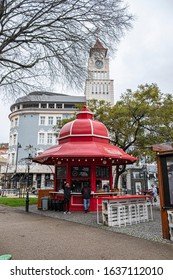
[96,166,110,178]
[56,166,67,178]
[71,166,90,178]
[160,156,173,207]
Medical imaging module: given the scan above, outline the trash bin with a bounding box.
[54,199,64,212]
[57,200,64,212]
[50,199,55,210]
[42,197,49,210]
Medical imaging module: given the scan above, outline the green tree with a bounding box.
[54,84,173,187]
[109,84,162,155]
[107,84,163,186]
[86,84,173,187]
[0,0,133,99]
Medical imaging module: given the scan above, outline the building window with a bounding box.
[55,137,58,144]
[63,114,73,119]
[41,103,47,108]
[48,116,53,125]
[40,116,46,125]
[23,103,39,108]
[47,133,53,144]
[10,135,12,146]
[14,118,18,126]
[56,116,62,125]
[48,103,55,109]
[56,103,62,109]
[104,83,108,93]
[132,171,140,179]
[92,83,96,94]
[39,133,45,144]
[96,83,99,93]
[11,153,15,165]
[13,134,17,145]
[64,104,75,109]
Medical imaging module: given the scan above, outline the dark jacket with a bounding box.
[81,186,91,199]
[63,185,71,200]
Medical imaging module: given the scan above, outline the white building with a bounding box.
[1,92,85,189]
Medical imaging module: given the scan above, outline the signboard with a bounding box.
[56,166,67,178]
[71,166,90,178]
[160,155,173,207]
[96,166,110,178]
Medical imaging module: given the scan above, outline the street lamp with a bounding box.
[25,153,33,212]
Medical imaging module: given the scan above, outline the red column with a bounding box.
[91,163,96,192]
[54,165,57,191]
[110,164,113,190]
[67,163,71,184]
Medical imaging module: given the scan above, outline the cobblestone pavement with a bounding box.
[18,204,172,245]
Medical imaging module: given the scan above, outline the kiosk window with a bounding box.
[96,166,110,178]
[56,166,67,178]
[71,166,90,178]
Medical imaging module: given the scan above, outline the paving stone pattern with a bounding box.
[18,204,173,245]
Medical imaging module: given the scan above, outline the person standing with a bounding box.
[63,182,71,214]
[152,184,158,205]
[81,184,91,213]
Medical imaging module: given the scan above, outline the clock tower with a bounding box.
[84,39,114,105]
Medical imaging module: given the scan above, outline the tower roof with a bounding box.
[90,38,108,57]
[94,38,106,49]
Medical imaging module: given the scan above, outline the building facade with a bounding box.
[84,39,114,105]
[1,92,85,189]
[0,143,8,189]
[119,164,158,195]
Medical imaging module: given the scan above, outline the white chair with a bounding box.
[146,202,153,221]
[128,204,139,224]
[136,203,149,222]
[109,205,126,227]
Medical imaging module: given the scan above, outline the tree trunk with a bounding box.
[114,165,126,189]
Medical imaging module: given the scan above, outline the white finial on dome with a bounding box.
[76,105,93,119]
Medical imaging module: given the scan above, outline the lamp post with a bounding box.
[25,154,33,212]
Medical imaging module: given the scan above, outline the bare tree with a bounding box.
[0,0,133,99]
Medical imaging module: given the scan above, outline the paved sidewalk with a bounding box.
[18,204,171,244]
[1,204,173,259]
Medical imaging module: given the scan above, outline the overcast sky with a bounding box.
[0,0,173,143]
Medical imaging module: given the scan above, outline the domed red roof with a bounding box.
[59,105,109,142]
[33,105,137,165]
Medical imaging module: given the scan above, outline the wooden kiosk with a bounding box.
[33,105,137,212]
[152,143,173,240]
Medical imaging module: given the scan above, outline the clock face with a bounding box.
[95,60,103,68]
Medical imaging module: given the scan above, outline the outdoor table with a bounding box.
[96,195,152,225]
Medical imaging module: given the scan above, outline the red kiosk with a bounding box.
[34,106,137,211]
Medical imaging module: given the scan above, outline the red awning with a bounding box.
[33,141,137,165]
